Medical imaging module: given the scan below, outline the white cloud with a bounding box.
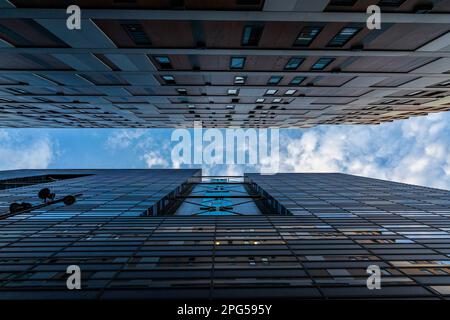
[101,114,450,190]
[279,113,450,190]
[106,129,147,149]
[0,129,54,170]
[142,151,169,168]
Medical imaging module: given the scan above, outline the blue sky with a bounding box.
[1,111,450,190]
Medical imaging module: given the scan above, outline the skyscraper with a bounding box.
[0,1,449,128]
[1,169,450,299]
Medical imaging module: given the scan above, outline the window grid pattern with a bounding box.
[1,170,450,299]
[0,7,449,128]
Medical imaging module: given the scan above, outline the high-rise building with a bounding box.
[1,169,450,299]
[0,1,449,128]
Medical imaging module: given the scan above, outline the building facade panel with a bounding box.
[0,1,448,128]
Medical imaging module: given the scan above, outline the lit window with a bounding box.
[268,76,283,85]
[230,57,246,69]
[187,104,195,109]
[234,76,246,84]
[290,76,305,85]
[227,89,239,95]
[265,89,277,95]
[226,105,235,109]
[311,58,334,70]
[153,56,172,69]
[285,89,297,95]
[242,25,264,46]
[273,98,282,103]
[162,75,175,84]
[255,98,265,103]
[328,27,361,47]
[284,57,304,70]
[177,88,187,95]
[294,26,322,46]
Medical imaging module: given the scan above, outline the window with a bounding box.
[162,75,175,84]
[230,57,246,69]
[267,76,283,85]
[236,0,262,5]
[406,90,424,96]
[290,76,305,85]
[187,104,195,109]
[265,89,277,95]
[177,88,187,95]
[6,88,27,94]
[227,89,239,95]
[242,25,264,46]
[311,58,334,70]
[273,98,282,103]
[255,98,265,103]
[284,57,304,70]
[234,76,246,85]
[328,27,361,47]
[328,0,357,5]
[0,174,92,191]
[121,23,151,45]
[398,99,414,104]
[294,26,322,46]
[379,0,406,6]
[285,89,297,95]
[435,80,450,87]
[79,74,128,85]
[381,99,397,104]
[153,56,172,69]
[226,105,235,109]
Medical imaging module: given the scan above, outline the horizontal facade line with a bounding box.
[0,103,441,108]
[0,94,440,100]
[0,84,448,91]
[1,70,449,77]
[0,9,449,24]
[0,47,449,57]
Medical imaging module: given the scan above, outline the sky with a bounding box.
[1,111,450,190]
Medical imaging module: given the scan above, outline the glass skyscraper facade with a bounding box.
[1,169,450,299]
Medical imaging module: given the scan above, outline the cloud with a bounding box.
[106,129,147,149]
[142,151,169,168]
[0,129,54,170]
[101,114,450,190]
[279,112,450,190]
